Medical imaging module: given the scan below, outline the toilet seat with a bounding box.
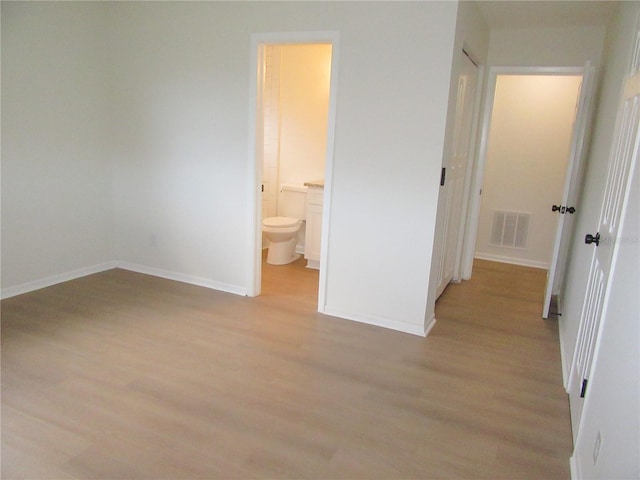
[263,216,299,228]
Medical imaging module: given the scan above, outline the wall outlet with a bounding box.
[593,431,602,465]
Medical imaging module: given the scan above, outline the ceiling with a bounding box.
[475,1,618,29]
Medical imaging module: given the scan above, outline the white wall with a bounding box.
[475,74,582,268]
[1,1,458,334]
[107,1,458,334]
[1,2,115,296]
[322,3,458,334]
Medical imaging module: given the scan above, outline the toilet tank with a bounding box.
[280,185,307,220]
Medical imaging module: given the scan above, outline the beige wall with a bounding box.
[475,74,582,268]
[262,44,331,219]
[278,44,331,190]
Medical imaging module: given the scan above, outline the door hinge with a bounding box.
[580,378,588,398]
[440,167,446,186]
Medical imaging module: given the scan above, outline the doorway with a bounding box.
[475,73,583,268]
[261,44,332,223]
[247,32,340,306]
[461,67,593,316]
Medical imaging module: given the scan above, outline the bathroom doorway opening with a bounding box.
[248,32,340,310]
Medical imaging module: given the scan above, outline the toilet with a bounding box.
[263,185,307,265]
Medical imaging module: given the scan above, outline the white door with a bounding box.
[542,63,596,318]
[435,50,479,299]
[567,35,640,439]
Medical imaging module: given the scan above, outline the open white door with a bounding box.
[542,62,596,318]
[567,39,640,440]
[435,49,479,299]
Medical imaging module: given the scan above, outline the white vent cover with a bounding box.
[490,211,530,249]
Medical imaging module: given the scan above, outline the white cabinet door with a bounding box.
[304,187,323,269]
[305,204,323,268]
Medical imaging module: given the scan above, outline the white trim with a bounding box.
[322,307,430,337]
[569,454,580,480]
[474,253,549,270]
[247,37,262,298]
[424,313,437,337]
[117,262,246,297]
[317,33,340,315]
[247,31,341,311]
[559,316,571,390]
[251,31,340,45]
[0,261,117,299]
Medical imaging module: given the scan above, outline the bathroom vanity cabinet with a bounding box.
[304,185,323,269]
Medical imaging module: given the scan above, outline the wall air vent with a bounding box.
[490,210,530,249]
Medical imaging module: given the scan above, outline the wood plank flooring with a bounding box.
[1,259,572,479]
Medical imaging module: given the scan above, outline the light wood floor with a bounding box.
[1,259,572,479]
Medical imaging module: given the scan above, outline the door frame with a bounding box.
[461,66,588,280]
[246,31,340,311]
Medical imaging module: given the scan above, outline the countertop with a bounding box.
[304,180,324,189]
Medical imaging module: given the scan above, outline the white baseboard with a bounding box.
[569,454,579,480]
[474,253,549,270]
[1,260,248,301]
[116,261,247,297]
[321,306,429,337]
[424,313,437,337]
[558,319,571,391]
[1,261,117,300]
[556,292,565,315]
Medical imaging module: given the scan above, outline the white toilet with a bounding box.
[263,185,307,265]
